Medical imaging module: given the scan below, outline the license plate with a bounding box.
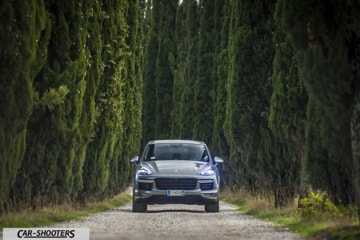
[167,190,185,196]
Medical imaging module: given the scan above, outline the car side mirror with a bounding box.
[131,156,139,166]
[214,157,224,167]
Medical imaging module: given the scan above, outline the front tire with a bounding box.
[205,201,219,212]
[132,200,147,212]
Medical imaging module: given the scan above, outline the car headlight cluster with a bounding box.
[199,167,215,176]
[137,166,152,175]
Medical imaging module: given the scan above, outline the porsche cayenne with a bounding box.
[131,140,224,212]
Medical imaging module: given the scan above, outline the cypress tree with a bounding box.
[281,0,359,207]
[171,1,187,139]
[74,0,103,199]
[154,0,177,139]
[269,1,307,206]
[1,0,143,210]
[351,8,360,217]
[83,0,129,199]
[224,0,276,196]
[118,0,143,189]
[212,0,230,159]
[352,73,360,219]
[0,0,50,211]
[81,0,143,200]
[14,0,91,206]
[192,0,215,145]
[142,0,159,144]
[171,0,199,139]
[223,0,248,188]
[179,0,199,139]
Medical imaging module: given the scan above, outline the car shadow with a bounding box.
[146,209,204,213]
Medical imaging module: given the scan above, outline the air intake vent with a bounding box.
[200,182,214,190]
[139,182,153,191]
[155,178,197,190]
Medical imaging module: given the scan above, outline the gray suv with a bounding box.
[131,140,224,212]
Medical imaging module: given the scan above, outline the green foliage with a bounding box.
[142,0,159,144]
[154,0,177,139]
[222,188,360,238]
[192,0,216,144]
[212,0,229,158]
[299,191,359,224]
[34,85,70,111]
[171,0,190,139]
[223,0,279,198]
[280,0,358,208]
[0,193,131,229]
[269,3,306,142]
[3,0,359,222]
[83,0,142,199]
[1,0,143,212]
[173,0,199,140]
[0,0,50,211]
[299,192,343,220]
[268,0,307,207]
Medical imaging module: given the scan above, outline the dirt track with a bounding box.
[50,200,303,240]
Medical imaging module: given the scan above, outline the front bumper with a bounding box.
[133,174,219,205]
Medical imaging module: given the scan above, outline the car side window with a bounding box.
[201,150,209,162]
[145,144,155,161]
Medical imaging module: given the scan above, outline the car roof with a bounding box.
[147,139,205,145]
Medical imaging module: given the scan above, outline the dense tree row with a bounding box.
[1,0,359,218]
[0,0,144,212]
[280,0,360,210]
[143,0,360,215]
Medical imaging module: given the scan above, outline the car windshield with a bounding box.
[144,143,209,162]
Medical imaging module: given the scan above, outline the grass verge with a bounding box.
[0,191,131,232]
[221,187,360,239]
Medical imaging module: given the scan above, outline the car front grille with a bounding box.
[155,178,197,190]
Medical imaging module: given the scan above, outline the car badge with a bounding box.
[174,169,178,173]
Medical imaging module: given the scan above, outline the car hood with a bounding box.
[142,160,208,175]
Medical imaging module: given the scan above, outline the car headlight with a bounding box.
[137,166,152,175]
[200,167,215,176]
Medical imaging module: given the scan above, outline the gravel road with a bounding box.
[50,199,303,240]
